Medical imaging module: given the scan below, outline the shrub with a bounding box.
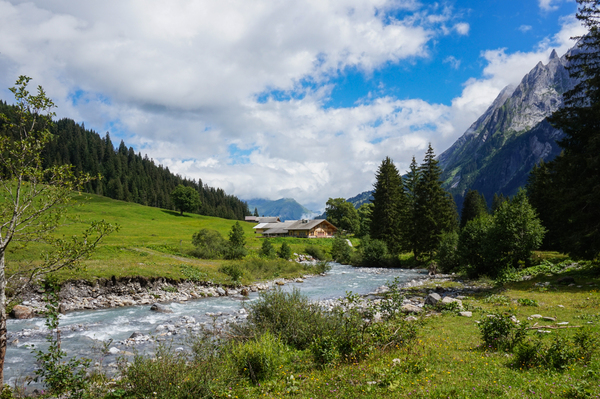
[331,235,353,264]
[477,312,528,352]
[436,230,460,272]
[120,345,219,399]
[240,288,334,350]
[514,329,597,370]
[191,228,227,259]
[259,239,276,258]
[230,332,287,384]
[277,242,292,260]
[219,263,244,283]
[517,298,538,307]
[360,237,388,267]
[305,245,328,260]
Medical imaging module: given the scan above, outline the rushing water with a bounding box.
[6,263,427,386]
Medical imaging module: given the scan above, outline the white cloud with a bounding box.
[518,24,532,32]
[0,1,587,211]
[454,22,469,35]
[443,55,461,69]
[539,0,560,12]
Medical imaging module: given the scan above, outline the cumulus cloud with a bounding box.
[0,1,587,211]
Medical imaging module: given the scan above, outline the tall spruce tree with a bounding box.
[370,157,406,254]
[532,0,600,259]
[460,190,488,228]
[412,144,458,261]
[403,156,420,254]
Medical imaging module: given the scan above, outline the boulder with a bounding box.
[401,304,423,314]
[424,293,441,306]
[10,305,34,319]
[441,297,463,309]
[150,304,173,313]
[459,311,472,317]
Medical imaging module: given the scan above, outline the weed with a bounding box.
[477,311,528,352]
[517,298,539,307]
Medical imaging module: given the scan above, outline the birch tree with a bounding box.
[0,76,116,387]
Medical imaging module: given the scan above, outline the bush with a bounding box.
[360,237,388,267]
[514,329,597,370]
[219,263,244,283]
[240,288,334,350]
[331,235,353,264]
[305,245,328,261]
[277,242,292,260]
[230,332,287,384]
[477,312,528,352]
[191,229,227,259]
[436,230,460,272]
[458,214,494,277]
[259,239,276,258]
[120,345,219,399]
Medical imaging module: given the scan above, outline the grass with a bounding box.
[76,264,599,399]
[4,192,329,285]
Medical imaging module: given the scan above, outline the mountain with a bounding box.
[246,198,315,221]
[439,48,576,207]
[347,191,373,208]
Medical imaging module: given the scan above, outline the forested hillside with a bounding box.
[0,101,250,220]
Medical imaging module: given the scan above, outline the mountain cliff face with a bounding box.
[246,198,315,221]
[440,49,576,206]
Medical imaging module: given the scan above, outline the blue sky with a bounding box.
[0,0,585,210]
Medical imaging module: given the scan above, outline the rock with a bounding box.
[530,314,543,319]
[129,332,144,339]
[401,304,423,314]
[424,293,441,305]
[10,305,34,319]
[556,276,576,285]
[216,287,226,296]
[459,311,472,317]
[240,288,249,296]
[108,347,121,355]
[275,281,285,286]
[542,316,556,322]
[441,297,463,309]
[150,304,173,313]
[405,316,418,321]
[557,322,569,325]
[557,305,564,308]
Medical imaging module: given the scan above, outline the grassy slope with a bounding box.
[5,193,329,284]
[230,270,600,398]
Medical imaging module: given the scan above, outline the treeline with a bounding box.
[0,101,250,220]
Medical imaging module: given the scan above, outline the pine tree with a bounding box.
[535,0,600,259]
[460,190,488,228]
[370,157,406,254]
[412,144,458,261]
[403,156,420,254]
[254,207,259,217]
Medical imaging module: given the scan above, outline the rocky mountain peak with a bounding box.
[439,45,579,207]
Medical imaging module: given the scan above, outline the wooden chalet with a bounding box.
[253,219,337,238]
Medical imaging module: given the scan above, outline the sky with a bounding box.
[0,0,587,212]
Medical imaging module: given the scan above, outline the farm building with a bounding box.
[253,219,337,238]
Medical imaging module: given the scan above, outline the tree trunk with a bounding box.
[0,250,7,389]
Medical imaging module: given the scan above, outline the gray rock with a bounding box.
[108,347,121,355]
[150,304,173,313]
[129,332,144,339]
[459,311,472,317]
[441,297,463,309]
[401,304,423,314]
[424,293,441,305]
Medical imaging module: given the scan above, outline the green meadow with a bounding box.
[5,193,329,284]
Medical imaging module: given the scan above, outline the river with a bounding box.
[6,263,427,387]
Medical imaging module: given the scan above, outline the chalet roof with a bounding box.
[254,220,296,230]
[287,219,336,231]
[258,217,280,223]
